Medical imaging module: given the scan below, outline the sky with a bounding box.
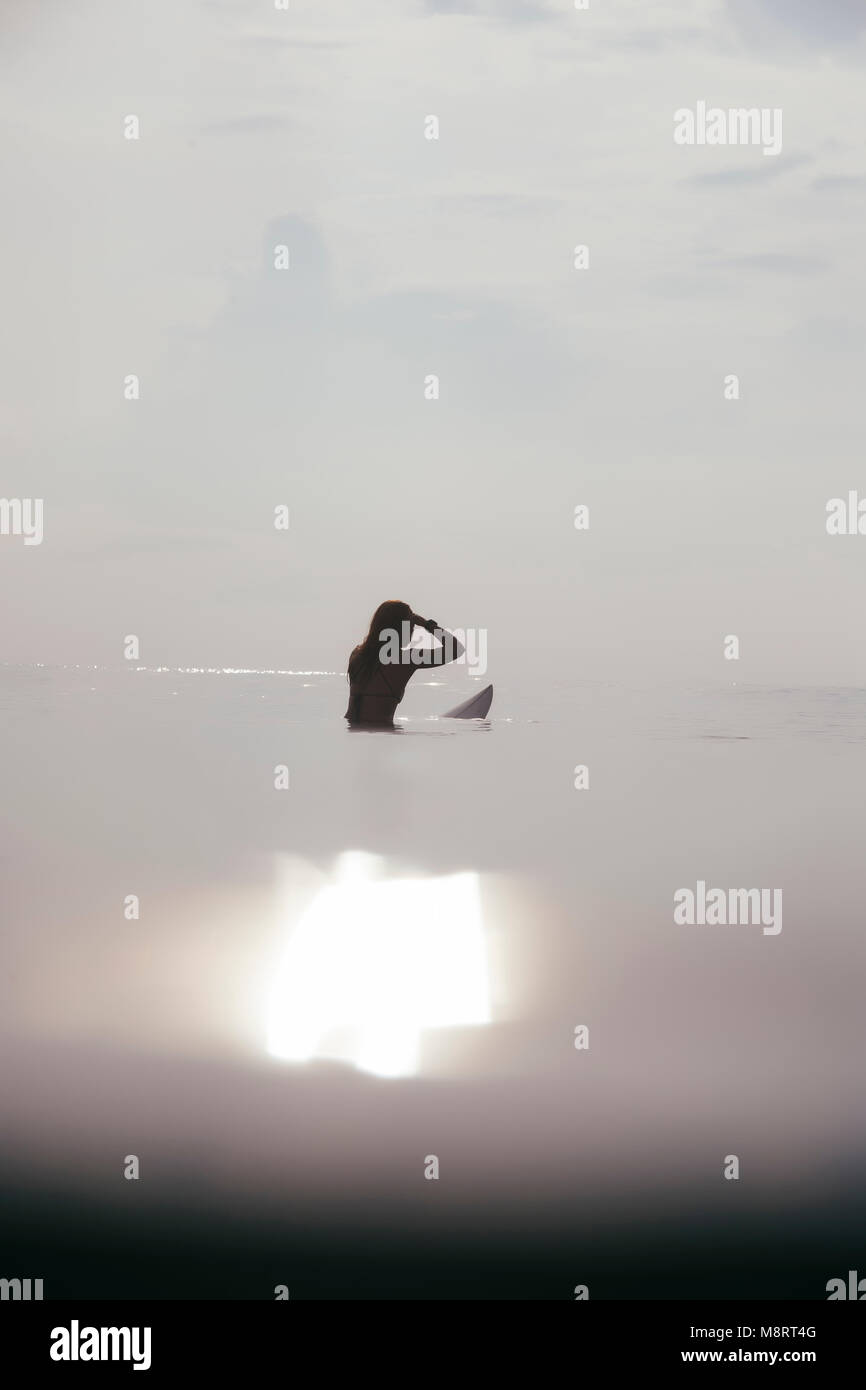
[2,0,865,682]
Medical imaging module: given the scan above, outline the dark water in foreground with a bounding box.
[1,666,864,1297]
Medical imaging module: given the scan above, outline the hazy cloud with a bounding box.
[727,0,866,49]
[201,114,294,135]
[705,252,829,277]
[812,174,866,193]
[682,154,811,188]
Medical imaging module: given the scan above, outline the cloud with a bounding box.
[423,0,557,21]
[200,114,294,134]
[607,28,709,53]
[435,193,565,215]
[423,0,481,11]
[705,251,829,277]
[683,167,787,188]
[682,154,811,188]
[811,174,866,193]
[235,36,351,50]
[726,0,866,50]
[786,316,866,353]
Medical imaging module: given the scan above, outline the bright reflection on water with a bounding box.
[267,852,490,1077]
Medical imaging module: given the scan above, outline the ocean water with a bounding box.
[1,663,864,1297]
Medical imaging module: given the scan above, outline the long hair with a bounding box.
[347,600,413,688]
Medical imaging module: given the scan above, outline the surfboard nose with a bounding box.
[443,685,493,719]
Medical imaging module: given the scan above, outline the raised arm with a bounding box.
[409,615,465,667]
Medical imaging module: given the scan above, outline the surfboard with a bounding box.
[443,684,493,719]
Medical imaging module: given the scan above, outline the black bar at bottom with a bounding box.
[1,1301,859,1375]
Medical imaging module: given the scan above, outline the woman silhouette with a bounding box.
[345,600,465,727]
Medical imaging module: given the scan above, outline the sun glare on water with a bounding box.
[267,853,490,1078]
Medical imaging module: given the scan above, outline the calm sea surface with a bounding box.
[1,664,864,1293]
